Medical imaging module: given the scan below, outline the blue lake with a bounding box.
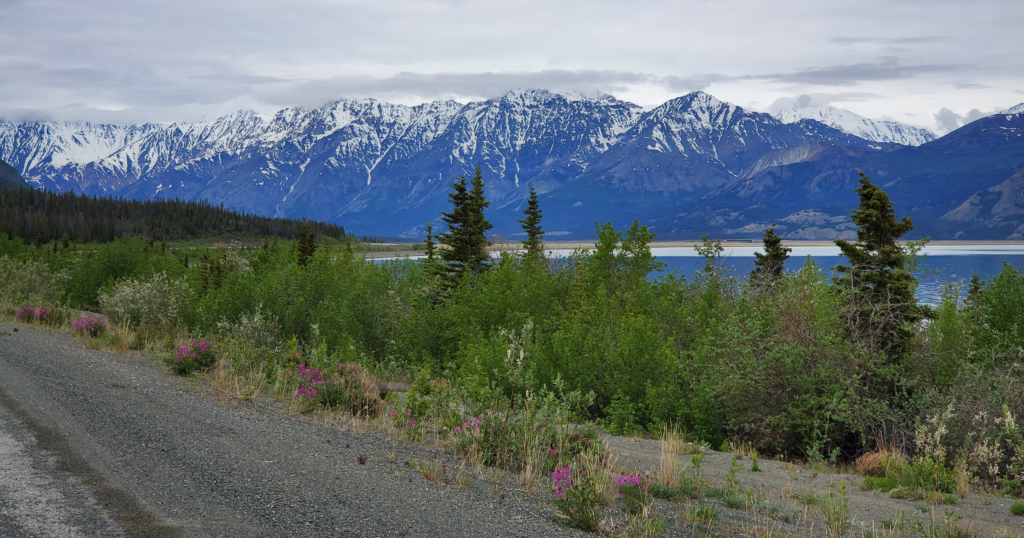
[546,244,1024,305]
[378,245,1024,305]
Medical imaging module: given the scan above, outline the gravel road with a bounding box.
[0,322,584,537]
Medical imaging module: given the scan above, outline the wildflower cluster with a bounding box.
[72,316,106,337]
[15,306,51,323]
[616,471,653,515]
[551,464,599,531]
[281,363,386,416]
[453,415,482,437]
[282,364,327,399]
[168,339,215,375]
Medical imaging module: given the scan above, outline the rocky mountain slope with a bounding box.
[2,92,1023,239]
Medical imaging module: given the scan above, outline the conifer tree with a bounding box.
[751,224,790,281]
[296,218,317,266]
[439,167,492,282]
[518,183,545,260]
[833,173,924,360]
[423,221,437,262]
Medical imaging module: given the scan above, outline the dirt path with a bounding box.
[0,321,583,538]
[2,320,1021,537]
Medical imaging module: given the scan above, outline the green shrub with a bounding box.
[862,477,899,493]
[0,257,69,310]
[552,464,600,531]
[99,271,190,331]
[689,505,718,525]
[1010,501,1024,516]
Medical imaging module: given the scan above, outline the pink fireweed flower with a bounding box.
[454,427,461,434]
[391,411,397,417]
[550,449,557,454]
[408,418,415,425]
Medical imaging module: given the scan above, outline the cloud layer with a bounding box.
[1,0,1022,130]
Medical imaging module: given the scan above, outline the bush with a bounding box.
[616,472,653,516]
[282,363,387,417]
[72,316,106,337]
[1010,501,1024,516]
[14,305,52,323]
[0,257,68,310]
[99,272,191,331]
[167,339,215,375]
[553,464,600,531]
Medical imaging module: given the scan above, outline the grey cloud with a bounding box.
[934,108,963,133]
[830,36,946,45]
[755,58,962,86]
[933,106,1003,134]
[256,70,702,108]
[766,92,884,113]
[954,82,992,89]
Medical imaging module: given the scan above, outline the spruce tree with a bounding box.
[438,167,492,283]
[751,224,790,281]
[833,173,923,360]
[518,183,544,260]
[296,218,317,266]
[423,221,437,262]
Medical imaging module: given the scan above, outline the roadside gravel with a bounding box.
[0,321,584,537]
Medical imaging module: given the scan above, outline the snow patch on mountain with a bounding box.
[774,106,936,146]
[1002,103,1024,115]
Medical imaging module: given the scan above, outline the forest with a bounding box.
[1,170,1022,508]
[0,187,348,245]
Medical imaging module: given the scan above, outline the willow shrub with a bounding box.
[688,263,881,457]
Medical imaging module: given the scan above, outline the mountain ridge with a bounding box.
[2,90,1022,239]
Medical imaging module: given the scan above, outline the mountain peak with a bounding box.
[774,105,935,146]
[1002,103,1024,115]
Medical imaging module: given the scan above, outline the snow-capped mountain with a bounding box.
[7,89,1019,239]
[774,106,936,146]
[1002,103,1024,115]
[0,90,882,237]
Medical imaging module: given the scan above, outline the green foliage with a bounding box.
[99,271,191,332]
[438,166,493,284]
[518,183,544,260]
[862,476,899,492]
[296,218,317,267]
[1010,501,1024,516]
[689,505,718,525]
[822,480,851,538]
[0,233,25,257]
[751,223,790,282]
[0,187,346,244]
[833,173,925,362]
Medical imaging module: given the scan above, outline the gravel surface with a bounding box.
[0,322,585,538]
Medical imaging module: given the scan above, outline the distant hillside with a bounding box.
[0,188,346,245]
[0,158,28,190]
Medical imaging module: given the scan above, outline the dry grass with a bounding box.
[854,448,904,477]
[659,426,686,489]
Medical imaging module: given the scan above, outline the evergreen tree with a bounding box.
[518,183,544,260]
[423,221,437,262]
[751,224,790,281]
[833,173,924,360]
[296,218,317,266]
[438,167,492,283]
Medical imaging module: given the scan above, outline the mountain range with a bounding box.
[2,90,1023,240]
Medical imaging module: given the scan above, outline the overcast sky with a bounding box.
[1,0,1022,133]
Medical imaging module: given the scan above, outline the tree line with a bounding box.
[0,187,347,245]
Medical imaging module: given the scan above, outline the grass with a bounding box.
[689,505,718,526]
[862,476,900,493]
